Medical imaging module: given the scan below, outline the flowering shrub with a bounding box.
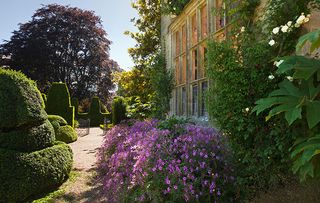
[97,120,234,202]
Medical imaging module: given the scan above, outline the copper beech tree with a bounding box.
[0,4,117,101]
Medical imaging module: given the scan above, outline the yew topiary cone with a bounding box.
[0,69,73,202]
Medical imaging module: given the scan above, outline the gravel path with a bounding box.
[69,128,104,171]
[53,128,107,203]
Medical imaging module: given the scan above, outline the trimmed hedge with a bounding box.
[0,68,47,129]
[46,82,75,128]
[0,120,55,152]
[112,97,127,125]
[71,97,79,119]
[42,93,47,108]
[48,115,68,127]
[56,125,78,143]
[78,97,111,127]
[0,142,73,202]
[0,69,73,202]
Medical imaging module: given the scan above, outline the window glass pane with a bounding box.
[192,85,198,116]
[182,87,186,115]
[201,81,208,116]
[201,5,208,38]
[191,13,197,45]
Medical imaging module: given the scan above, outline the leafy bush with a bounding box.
[71,97,79,119]
[126,96,153,120]
[42,93,47,108]
[0,142,73,202]
[112,97,127,125]
[97,120,234,202]
[253,29,320,181]
[0,69,73,202]
[0,68,47,129]
[46,82,75,127]
[56,125,78,143]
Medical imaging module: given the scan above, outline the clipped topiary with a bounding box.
[46,82,75,127]
[42,93,47,108]
[78,97,111,127]
[71,97,79,119]
[112,96,127,125]
[56,125,78,143]
[48,115,77,143]
[0,69,73,202]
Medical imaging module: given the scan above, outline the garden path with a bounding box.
[53,128,107,203]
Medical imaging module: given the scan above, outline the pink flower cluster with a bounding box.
[97,120,234,202]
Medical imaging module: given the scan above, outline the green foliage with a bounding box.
[0,142,73,202]
[149,52,174,119]
[253,29,320,181]
[161,0,190,15]
[42,93,47,108]
[206,39,298,198]
[48,115,68,126]
[56,125,78,143]
[71,97,79,119]
[112,97,127,125]
[157,116,189,131]
[126,96,154,120]
[46,82,75,127]
[0,68,47,129]
[0,120,55,152]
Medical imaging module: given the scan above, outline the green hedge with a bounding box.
[46,82,75,128]
[71,97,79,119]
[0,120,55,152]
[0,68,47,129]
[56,125,78,143]
[112,97,127,125]
[78,97,111,127]
[0,142,73,202]
[42,93,47,108]
[0,69,73,202]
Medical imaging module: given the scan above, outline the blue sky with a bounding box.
[0,0,138,70]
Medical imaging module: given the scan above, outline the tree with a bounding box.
[0,4,115,101]
[126,0,161,69]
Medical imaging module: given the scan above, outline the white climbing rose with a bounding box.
[272,27,280,34]
[275,60,284,67]
[296,13,306,25]
[241,26,245,32]
[287,76,294,82]
[287,21,293,26]
[269,39,275,46]
[268,75,275,80]
[281,25,289,33]
[245,108,250,112]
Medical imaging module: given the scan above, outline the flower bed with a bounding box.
[97,119,234,202]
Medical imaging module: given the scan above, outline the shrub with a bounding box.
[46,82,75,127]
[56,125,78,143]
[97,120,234,202]
[48,115,77,143]
[112,97,127,125]
[0,69,73,202]
[0,68,47,129]
[0,142,73,202]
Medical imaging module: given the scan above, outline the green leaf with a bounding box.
[306,101,320,128]
[296,29,320,53]
[285,107,302,125]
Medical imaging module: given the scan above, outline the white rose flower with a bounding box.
[287,21,293,26]
[307,14,311,18]
[304,17,310,23]
[275,60,284,67]
[272,27,280,34]
[269,39,275,46]
[268,74,275,80]
[245,108,250,112]
[241,26,245,32]
[287,76,294,82]
[296,14,306,25]
[294,23,301,28]
[281,25,289,33]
